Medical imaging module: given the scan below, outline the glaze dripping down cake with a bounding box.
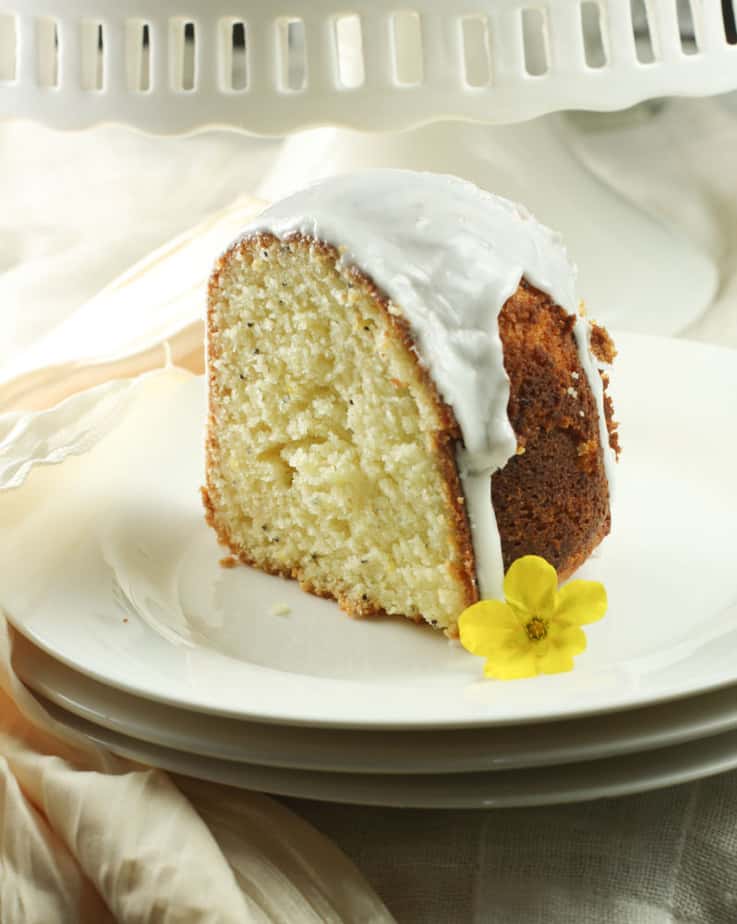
[202,170,619,635]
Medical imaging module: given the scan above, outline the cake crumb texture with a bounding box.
[204,233,476,631]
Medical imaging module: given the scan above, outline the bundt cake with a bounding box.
[202,170,619,635]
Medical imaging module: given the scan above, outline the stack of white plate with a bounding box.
[3,331,737,808]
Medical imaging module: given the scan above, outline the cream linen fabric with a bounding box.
[2,98,737,923]
[0,610,393,922]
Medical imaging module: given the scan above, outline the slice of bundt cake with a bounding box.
[203,170,619,635]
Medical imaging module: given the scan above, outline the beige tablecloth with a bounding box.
[2,101,737,923]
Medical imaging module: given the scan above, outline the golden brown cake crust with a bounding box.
[491,279,618,578]
[204,234,618,623]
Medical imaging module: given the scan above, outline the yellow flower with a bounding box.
[458,555,607,681]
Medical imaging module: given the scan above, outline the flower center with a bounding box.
[525,617,548,641]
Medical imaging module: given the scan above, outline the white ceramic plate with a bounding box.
[40,695,737,808]
[2,333,737,728]
[14,632,737,774]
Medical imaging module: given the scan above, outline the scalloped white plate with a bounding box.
[13,632,737,775]
[2,333,737,728]
[39,695,737,808]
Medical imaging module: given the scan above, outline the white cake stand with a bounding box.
[1,0,735,133]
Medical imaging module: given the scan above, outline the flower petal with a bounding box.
[536,624,587,675]
[458,601,519,656]
[537,648,576,675]
[503,555,558,619]
[550,624,588,657]
[483,649,539,681]
[555,580,608,626]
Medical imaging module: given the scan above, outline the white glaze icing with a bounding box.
[574,319,617,505]
[233,169,613,602]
